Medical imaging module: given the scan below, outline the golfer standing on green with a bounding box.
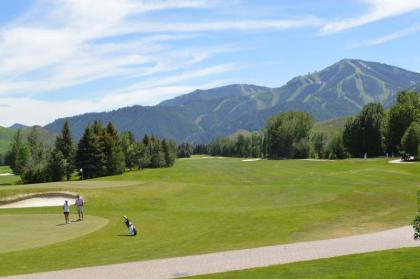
[75,194,84,221]
[63,200,70,224]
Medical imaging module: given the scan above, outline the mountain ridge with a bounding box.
[44,59,420,143]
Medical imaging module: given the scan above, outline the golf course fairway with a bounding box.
[0,157,418,276]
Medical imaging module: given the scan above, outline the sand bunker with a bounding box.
[0,197,76,209]
[183,156,225,160]
[0,193,78,209]
[388,158,416,164]
[0,173,13,176]
[242,158,261,162]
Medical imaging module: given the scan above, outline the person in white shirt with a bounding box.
[75,194,84,221]
[63,200,70,224]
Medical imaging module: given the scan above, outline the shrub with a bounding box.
[412,214,420,240]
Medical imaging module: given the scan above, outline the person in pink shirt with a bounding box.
[75,194,84,221]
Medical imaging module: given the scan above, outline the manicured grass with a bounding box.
[0,214,108,253]
[191,247,420,279]
[0,166,20,185]
[0,157,418,276]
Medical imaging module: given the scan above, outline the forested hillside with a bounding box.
[44,59,420,143]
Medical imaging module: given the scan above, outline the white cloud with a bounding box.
[112,16,323,34]
[0,0,321,126]
[0,59,237,126]
[320,0,420,35]
[347,22,420,48]
[0,81,228,126]
[368,23,420,45]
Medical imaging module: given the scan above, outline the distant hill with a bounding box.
[0,126,56,156]
[44,59,420,143]
[313,117,349,135]
[9,123,28,130]
[411,82,420,92]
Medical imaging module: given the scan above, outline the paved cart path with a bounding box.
[3,226,419,279]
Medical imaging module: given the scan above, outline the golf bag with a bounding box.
[124,216,137,236]
[128,224,137,236]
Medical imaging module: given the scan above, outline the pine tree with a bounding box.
[7,129,24,174]
[142,134,150,146]
[55,120,75,180]
[48,149,66,182]
[27,127,44,164]
[76,125,106,179]
[162,139,176,167]
[177,142,193,158]
[104,122,125,175]
[121,131,136,170]
[134,142,151,169]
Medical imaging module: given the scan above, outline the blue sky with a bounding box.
[1,0,420,126]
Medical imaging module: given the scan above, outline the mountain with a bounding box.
[45,106,204,142]
[9,123,28,130]
[44,59,420,143]
[271,59,420,118]
[411,82,420,92]
[313,116,349,135]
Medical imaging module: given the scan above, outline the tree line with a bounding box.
[6,121,176,183]
[193,91,420,160]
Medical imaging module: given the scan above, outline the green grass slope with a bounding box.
[0,214,108,253]
[192,247,420,279]
[0,157,418,276]
[0,166,20,185]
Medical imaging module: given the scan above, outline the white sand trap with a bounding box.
[242,158,261,162]
[0,173,13,176]
[389,157,415,164]
[0,196,77,209]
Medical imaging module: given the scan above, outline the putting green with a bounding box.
[0,214,108,254]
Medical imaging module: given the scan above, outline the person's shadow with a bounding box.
[56,219,82,226]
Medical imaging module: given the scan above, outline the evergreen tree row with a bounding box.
[6,121,176,184]
[120,131,176,170]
